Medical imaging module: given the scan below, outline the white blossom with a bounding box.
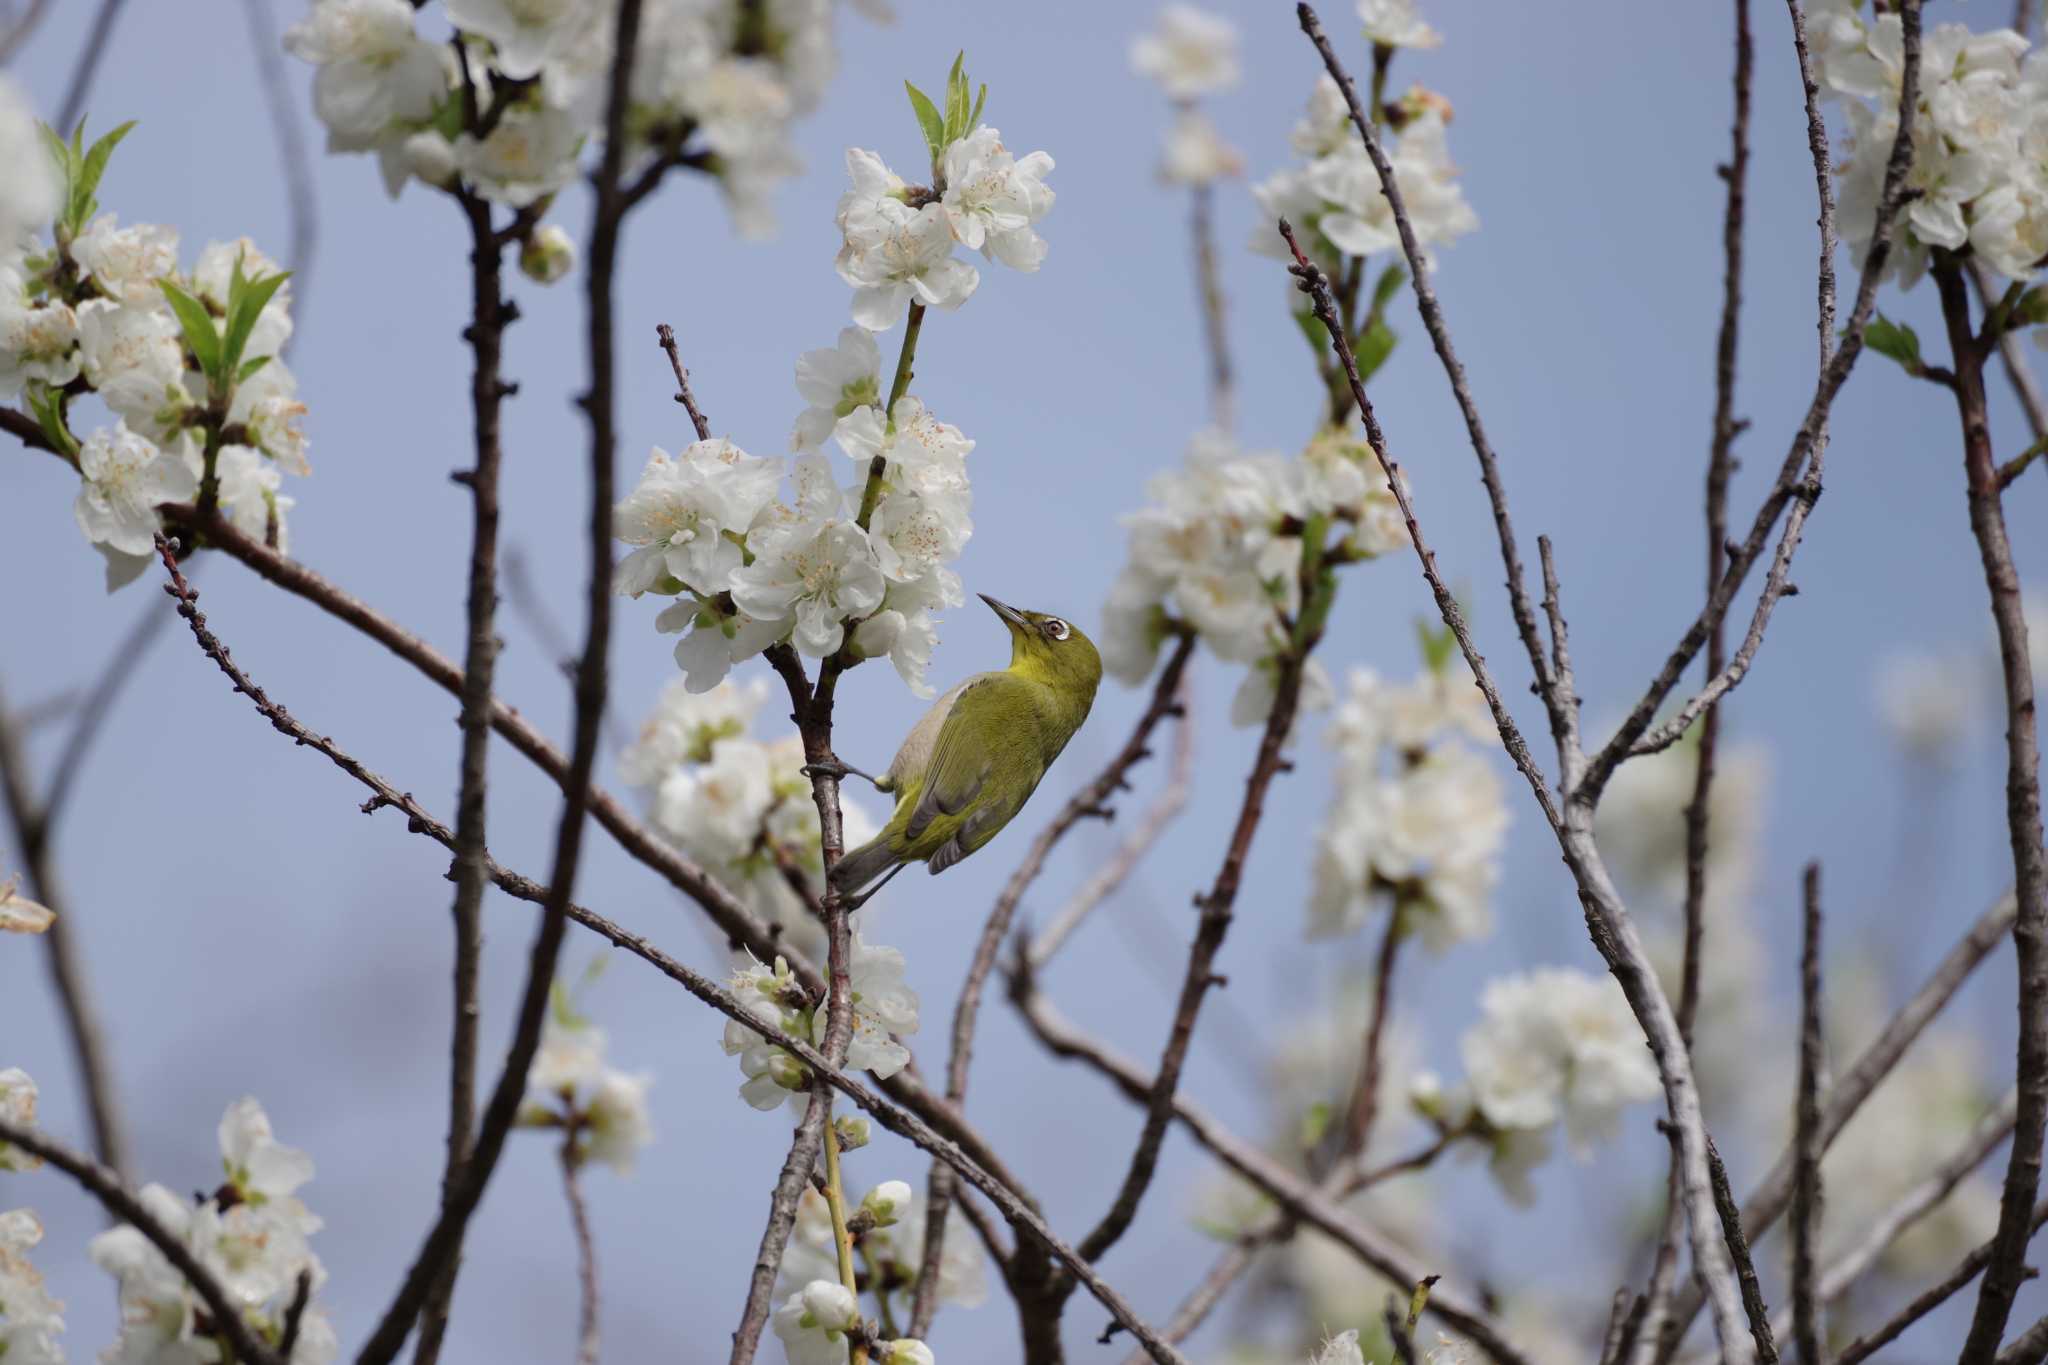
[229,359,312,476]
[76,300,187,437]
[1460,968,1660,1162]
[729,512,885,658]
[447,0,594,80]
[724,955,813,1111]
[0,1069,39,1172]
[455,104,581,207]
[0,77,57,246]
[583,1069,655,1174]
[771,1280,862,1365]
[1358,0,1441,50]
[613,438,785,598]
[836,191,980,331]
[1311,1330,1369,1365]
[69,216,179,307]
[519,223,577,284]
[73,422,198,558]
[214,444,293,552]
[519,991,656,1174]
[791,325,882,452]
[283,0,450,154]
[0,1207,65,1365]
[1129,5,1241,98]
[654,737,778,865]
[878,1343,934,1365]
[619,676,770,785]
[0,876,53,934]
[811,931,918,1079]
[780,1183,987,1311]
[1159,108,1243,186]
[0,271,80,397]
[940,126,1055,272]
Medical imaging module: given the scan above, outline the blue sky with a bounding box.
[4,1,2046,1361]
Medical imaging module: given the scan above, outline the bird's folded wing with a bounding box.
[901,676,1001,845]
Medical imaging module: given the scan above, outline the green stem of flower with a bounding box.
[856,301,928,532]
[820,1104,870,1364]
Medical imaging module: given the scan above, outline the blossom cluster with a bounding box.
[0,1202,64,1365]
[1418,967,1662,1204]
[1306,657,1507,951]
[1128,6,1244,186]
[1810,2,2048,286]
[617,86,1053,697]
[283,0,888,238]
[776,1178,984,1359]
[620,678,882,957]
[517,979,657,1174]
[0,100,310,589]
[723,936,919,1109]
[1100,428,1407,721]
[1250,40,1474,272]
[91,1098,339,1362]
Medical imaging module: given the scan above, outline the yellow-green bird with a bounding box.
[828,594,1101,903]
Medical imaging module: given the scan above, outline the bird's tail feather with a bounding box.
[830,836,901,895]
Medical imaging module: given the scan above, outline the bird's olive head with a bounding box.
[980,594,1102,697]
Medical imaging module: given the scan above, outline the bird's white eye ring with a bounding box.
[1046,619,1070,641]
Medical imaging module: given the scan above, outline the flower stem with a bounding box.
[820,1102,870,1364]
[856,301,928,532]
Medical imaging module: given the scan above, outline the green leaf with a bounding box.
[943,51,969,143]
[1864,313,1921,372]
[220,267,291,380]
[904,81,945,163]
[1298,1101,1332,1150]
[1354,316,1398,382]
[159,278,223,385]
[969,83,988,131]
[24,382,78,458]
[236,354,272,384]
[2017,286,2048,329]
[1415,617,1457,674]
[72,120,135,229]
[1371,261,1407,313]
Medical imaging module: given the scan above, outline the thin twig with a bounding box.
[1970,259,2048,454]
[1660,888,2017,1350]
[656,323,712,441]
[1025,670,1197,972]
[1704,1134,1779,1363]
[240,0,318,339]
[1836,1200,2048,1365]
[0,0,52,63]
[560,1139,601,1365]
[413,184,521,1365]
[0,686,133,1184]
[1014,981,1527,1365]
[353,5,647,1356]
[0,1117,284,1365]
[280,1268,315,1361]
[1934,252,2048,1365]
[55,0,129,133]
[1293,3,1570,764]
[1337,908,1403,1160]
[1790,864,1824,1365]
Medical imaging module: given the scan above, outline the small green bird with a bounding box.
[828,594,1102,903]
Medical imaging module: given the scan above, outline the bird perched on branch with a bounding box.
[826,594,1101,905]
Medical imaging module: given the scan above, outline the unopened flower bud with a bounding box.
[881,1341,936,1365]
[860,1179,912,1228]
[403,131,457,189]
[834,1115,871,1151]
[520,224,576,285]
[799,1279,859,1331]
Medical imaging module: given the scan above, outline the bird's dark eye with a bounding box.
[1045,619,1070,641]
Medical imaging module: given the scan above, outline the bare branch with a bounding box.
[0,1117,284,1365]
[560,1139,602,1365]
[1663,887,2017,1348]
[354,5,649,1355]
[1932,252,2048,1365]
[1790,864,1824,1365]
[1293,3,1569,763]
[656,322,712,441]
[0,685,133,1184]
[1970,259,2048,454]
[1703,1134,1779,1363]
[1836,1199,2048,1365]
[1014,981,1528,1365]
[55,0,129,132]
[1190,178,1233,431]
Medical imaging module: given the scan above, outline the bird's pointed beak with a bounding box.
[979,593,1028,630]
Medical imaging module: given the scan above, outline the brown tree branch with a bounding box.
[1836,1199,2048,1365]
[1932,254,2048,1365]
[353,4,648,1355]
[0,684,133,1185]
[412,185,521,1365]
[0,1117,284,1365]
[1790,864,1824,1365]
